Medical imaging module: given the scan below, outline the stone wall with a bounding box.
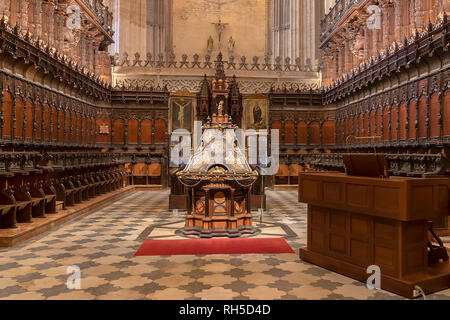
[172,0,266,59]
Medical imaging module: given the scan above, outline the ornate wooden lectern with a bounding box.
[177,110,258,238]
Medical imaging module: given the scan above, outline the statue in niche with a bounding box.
[228,36,235,54]
[217,100,224,116]
[207,36,214,54]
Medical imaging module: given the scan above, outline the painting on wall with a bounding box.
[169,91,197,134]
[243,95,269,130]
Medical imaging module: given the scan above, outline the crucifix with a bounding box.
[212,18,228,51]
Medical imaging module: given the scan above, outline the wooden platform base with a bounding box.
[300,247,450,299]
[0,186,136,247]
[134,185,164,191]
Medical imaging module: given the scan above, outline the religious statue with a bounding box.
[217,100,224,116]
[207,36,214,53]
[228,36,235,54]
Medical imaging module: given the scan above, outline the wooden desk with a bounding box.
[298,172,450,299]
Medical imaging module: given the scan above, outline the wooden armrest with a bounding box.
[15,201,31,209]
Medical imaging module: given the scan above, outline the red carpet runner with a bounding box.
[134,238,294,256]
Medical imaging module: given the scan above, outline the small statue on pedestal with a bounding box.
[207,36,214,54]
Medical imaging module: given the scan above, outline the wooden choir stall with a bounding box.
[299,154,450,299]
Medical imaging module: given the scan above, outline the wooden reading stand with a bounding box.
[299,153,450,299]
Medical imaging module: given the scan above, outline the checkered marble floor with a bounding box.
[0,189,449,300]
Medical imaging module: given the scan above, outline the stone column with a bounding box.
[19,0,28,31]
[394,0,402,41]
[382,2,394,48]
[415,0,425,30]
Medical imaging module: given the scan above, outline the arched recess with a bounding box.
[391,105,398,140]
[364,113,369,139]
[141,120,152,143]
[429,93,440,138]
[322,121,335,145]
[383,108,390,140]
[25,99,34,139]
[359,114,364,137]
[154,119,166,143]
[297,121,307,144]
[2,91,12,138]
[96,118,110,144]
[418,96,428,138]
[128,119,138,143]
[35,102,42,140]
[376,110,382,137]
[284,121,295,144]
[309,122,320,145]
[72,113,78,142]
[444,90,450,136]
[64,112,71,141]
[58,110,65,141]
[44,105,51,141]
[113,119,125,144]
[14,97,24,139]
[409,99,417,139]
[370,111,376,137]
[399,103,407,140]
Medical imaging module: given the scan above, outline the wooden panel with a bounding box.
[409,100,417,139]
[44,105,50,140]
[128,119,138,143]
[359,114,364,137]
[373,186,400,213]
[2,91,12,137]
[141,120,152,143]
[284,121,295,144]
[418,97,427,138]
[113,120,124,143]
[301,178,321,202]
[399,103,407,140]
[391,106,398,140]
[14,98,24,138]
[322,121,335,145]
[323,181,342,204]
[58,110,64,141]
[96,119,110,144]
[133,163,148,175]
[430,94,440,137]
[444,91,450,136]
[376,110,382,137]
[347,184,371,208]
[309,122,320,145]
[297,122,307,144]
[64,113,71,141]
[364,114,369,138]
[148,163,162,176]
[25,100,33,139]
[154,119,165,143]
[370,112,375,137]
[35,103,42,140]
[383,108,389,140]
